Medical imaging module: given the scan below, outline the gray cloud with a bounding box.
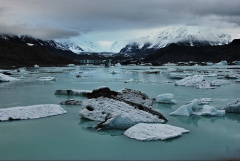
[0,24,79,40]
[0,0,239,39]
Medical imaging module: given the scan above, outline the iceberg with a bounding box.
[175,75,216,89]
[79,97,166,123]
[0,104,66,121]
[223,98,240,113]
[175,75,204,87]
[0,73,18,82]
[124,123,189,141]
[170,99,225,116]
[155,93,177,104]
[194,80,214,89]
[54,89,91,96]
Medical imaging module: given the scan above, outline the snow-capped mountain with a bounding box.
[119,26,232,54]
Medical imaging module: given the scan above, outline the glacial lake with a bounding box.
[0,65,240,160]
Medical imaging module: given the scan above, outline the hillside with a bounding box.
[144,39,240,64]
[0,38,74,68]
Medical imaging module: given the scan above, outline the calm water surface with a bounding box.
[0,65,240,160]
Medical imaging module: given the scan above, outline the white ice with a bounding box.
[211,80,231,86]
[175,75,204,87]
[37,76,56,81]
[0,73,19,82]
[223,98,240,113]
[155,93,177,104]
[79,97,165,123]
[124,123,189,141]
[0,104,67,121]
[170,99,225,116]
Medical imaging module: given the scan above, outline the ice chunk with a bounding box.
[115,63,121,67]
[117,88,153,107]
[214,61,228,66]
[124,123,189,141]
[0,73,19,82]
[34,64,39,68]
[16,67,26,72]
[199,98,213,105]
[37,76,56,81]
[79,97,165,123]
[211,80,231,86]
[223,98,240,113]
[225,74,239,79]
[96,115,135,130]
[54,89,91,96]
[155,93,177,104]
[195,80,214,89]
[170,99,225,116]
[169,73,192,79]
[175,75,204,87]
[0,104,66,121]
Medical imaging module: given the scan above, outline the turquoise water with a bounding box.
[0,66,240,160]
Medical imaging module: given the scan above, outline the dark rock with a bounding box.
[2,71,12,75]
[60,99,82,105]
[87,87,118,99]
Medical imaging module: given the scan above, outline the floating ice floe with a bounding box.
[124,123,189,141]
[170,99,225,116]
[0,73,19,82]
[174,75,228,89]
[214,61,228,66]
[155,93,177,104]
[222,98,240,113]
[67,64,75,67]
[34,64,39,68]
[225,74,239,79]
[169,73,192,79]
[115,63,121,67]
[79,97,166,123]
[37,76,56,81]
[54,89,91,96]
[16,67,26,72]
[0,104,66,121]
[199,98,213,105]
[175,75,204,87]
[211,80,231,86]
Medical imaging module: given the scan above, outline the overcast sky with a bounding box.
[0,0,240,42]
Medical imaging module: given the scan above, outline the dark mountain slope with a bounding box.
[0,39,74,68]
[144,39,240,64]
